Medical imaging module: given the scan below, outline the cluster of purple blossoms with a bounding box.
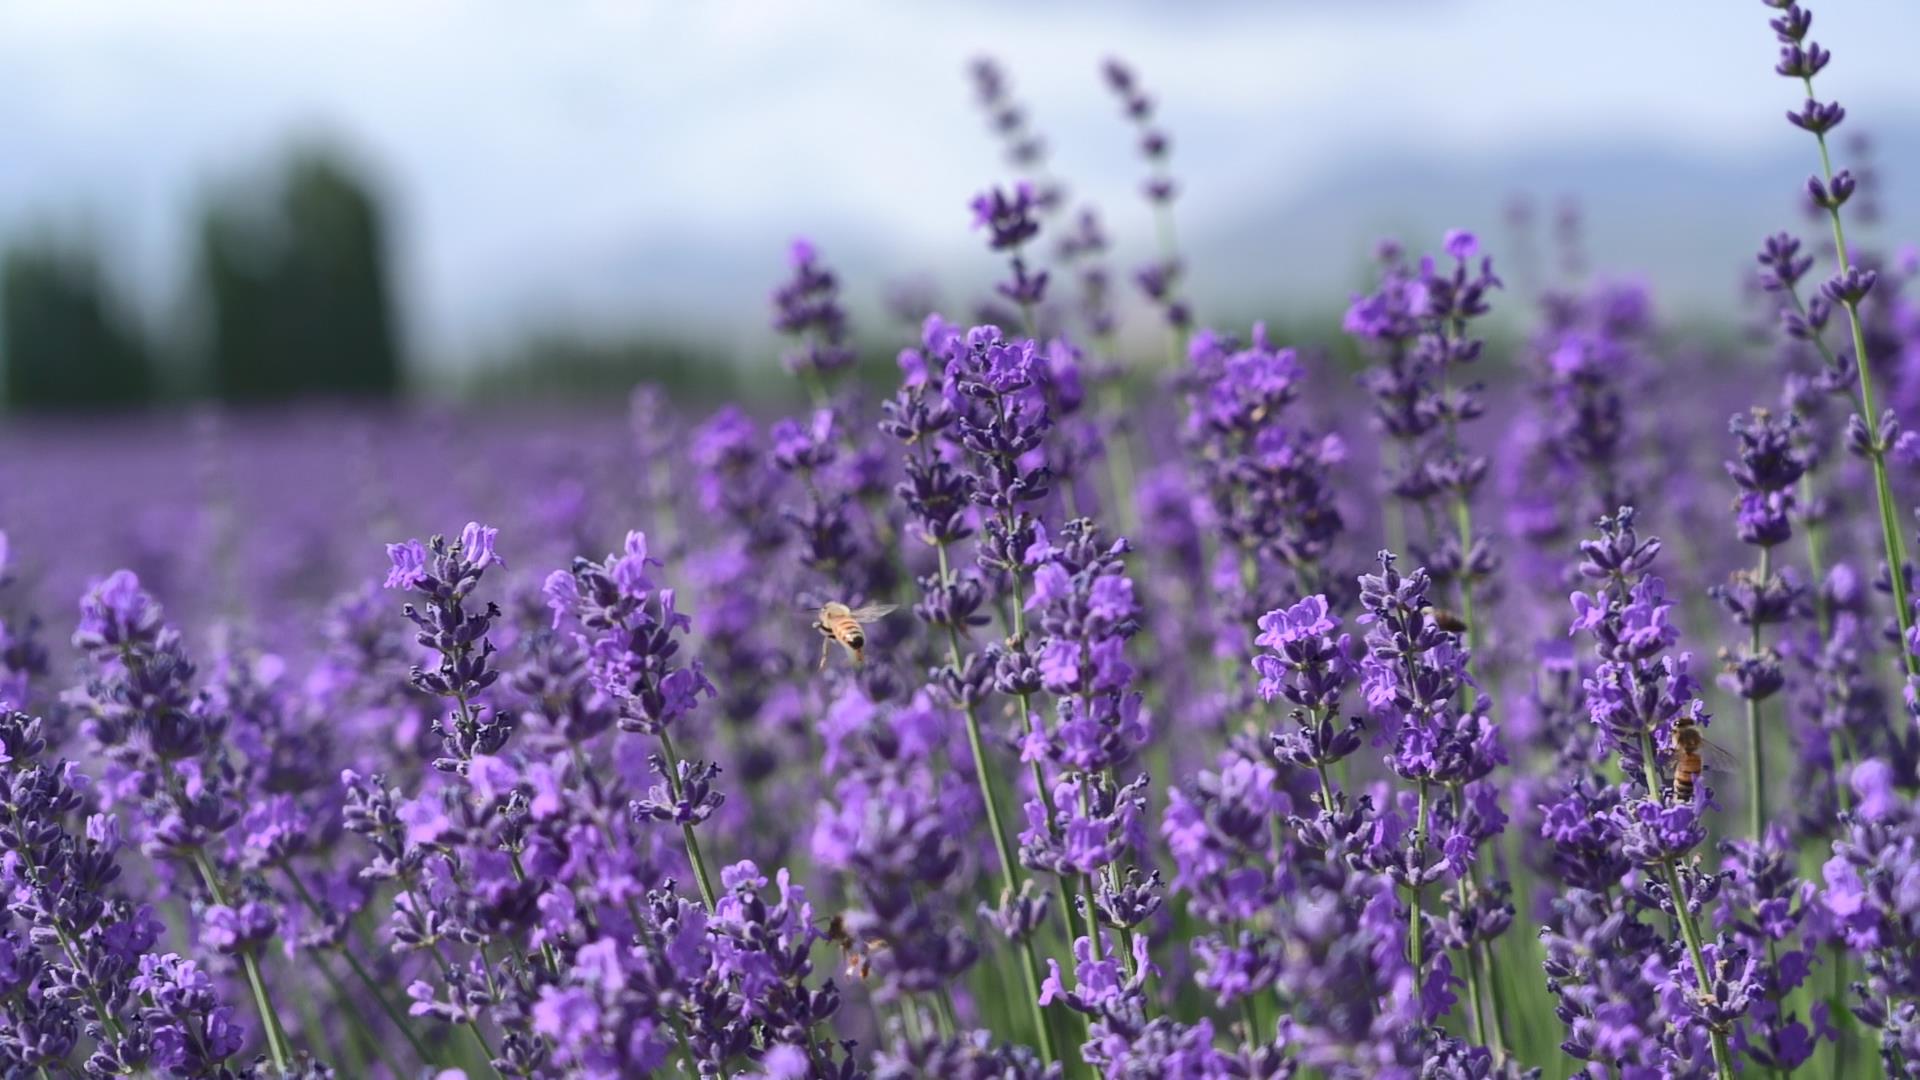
[1823,762,1920,1069]
[1349,233,1503,647]
[1016,519,1153,962]
[967,57,1062,214]
[1355,554,1512,1047]
[15,19,1920,1080]
[772,238,857,382]
[1183,325,1347,656]
[1099,57,1190,338]
[971,183,1050,320]
[1558,508,1760,1075]
[0,708,255,1078]
[1504,279,1651,556]
[0,533,50,713]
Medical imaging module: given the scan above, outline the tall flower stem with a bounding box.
[1746,546,1772,840]
[394,874,499,1073]
[1449,783,1508,1057]
[283,869,433,1066]
[191,849,293,1072]
[1793,70,1917,680]
[1408,780,1429,980]
[1636,727,1731,1078]
[1661,859,1736,1080]
[980,394,1083,949]
[656,728,718,911]
[932,539,1059,1068]
[1100,765,1143,990]
[309,949,405,1077]
[1098,379,1141,538]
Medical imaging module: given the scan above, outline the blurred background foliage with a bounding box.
[2,233,156,409]
[194,149,402,403]
[2,146,410,409]
[0,141,764,412]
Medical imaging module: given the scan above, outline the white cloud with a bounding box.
[2,0,1916,358]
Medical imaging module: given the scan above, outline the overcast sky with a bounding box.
[5,0,1919,363]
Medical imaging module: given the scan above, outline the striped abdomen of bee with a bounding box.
[1670,723,1710,803]
[813,601,897,670]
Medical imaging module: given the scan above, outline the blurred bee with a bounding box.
[822,913,887,980]
[1669,717,1733,803]
[1425,606,1469,635]
[813,601,897,670]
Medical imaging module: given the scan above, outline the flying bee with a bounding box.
[812,601,897,670]
[821,913,887,980]
[1425,606,1469,635]
[1669,719,1734,803]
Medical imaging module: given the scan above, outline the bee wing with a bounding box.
[847,603,898,621]
[1697,734,1738,767]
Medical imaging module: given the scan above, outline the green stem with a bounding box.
[1661,860,1734,1080]
[933,538,1059,1068]
[656,728,718,911]
[309,946,402,1077]
[283,869,434,1066]
[1746,545,1772,841]
[191,850,292,1072]
[1800,473,1832,638]
[1239,993,1263,1046]
[1099,772,1142,995]
[395,875,498,1073]
[1449,782,1507,1057]
[1408,781,1430,982]
[1098,382,1141,538]
[1800,74,1916,681]
[1639,728,1667,804]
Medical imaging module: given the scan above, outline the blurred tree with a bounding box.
[1,235,156,409]
[196,145,403,401]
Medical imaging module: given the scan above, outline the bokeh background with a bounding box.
[5,0,1920,407]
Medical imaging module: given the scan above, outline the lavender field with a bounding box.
[9,4,1920,1078]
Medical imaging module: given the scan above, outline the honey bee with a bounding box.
[822,913,887,980]
[1669,718,1733,803]
[812,601,897,670]
[1425,606,1469,635]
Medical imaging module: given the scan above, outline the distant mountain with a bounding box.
[476,124,1920,358]
[1187,126,1920,317]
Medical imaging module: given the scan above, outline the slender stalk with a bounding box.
[1832,943,1854,1076]
[1100,769,1143,992]
[1238,992,1262,1047]
[1408,781,1430,980]
[191,849,292,1072]
[1639,729,1666,804]
[978,400,1085,953]
[309,946,402,1078]
[1661,860,1735,1080]
[1746,546,1772,840]
[11,840,126,1043]
[283,868,434,1066]
[1448,782,1507,1057]
[932,537,1059,1067]
[656,728,718,911]
[1800,473,1832,637]
[393,875,498,1073]
[1797,73,1917,681]
[1641,721,1730,1077]
[1097,378,1141,538]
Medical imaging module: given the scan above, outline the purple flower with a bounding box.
[384,539,429,590]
